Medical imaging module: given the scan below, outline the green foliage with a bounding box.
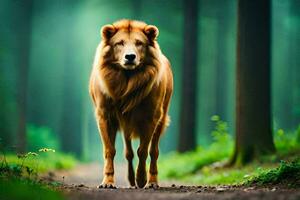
[246,159,300,187]
[159,115,233,179]
[0,178,64,200]
[160,118,300,186]
[27,124,60,151]
[173,159,300,186]
[274,127,300,154]
[210,115,231,145]
[0,148,75,200]
[4,150,77,173]
[1,148,77,184]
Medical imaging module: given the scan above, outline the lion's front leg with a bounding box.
[146,115,168,189]
[135,121,158,188]
[96,111,118,189]
[136,134,151,188]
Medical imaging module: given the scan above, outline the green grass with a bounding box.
[0,124,78,200]
[160,151,300,186]
[1,149,77,182]
[174,161,278,185]
[3,151,77,173]
[0,178,64,200]
[0,149,77,200]
[159,117,300,186]
[171,159,300,186]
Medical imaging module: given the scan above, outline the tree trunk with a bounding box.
[178,0,198,152]
[16,0,33,153]
[230,0,275,165]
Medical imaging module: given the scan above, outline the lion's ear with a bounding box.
[101,24,116,40]
[144,25,159,41]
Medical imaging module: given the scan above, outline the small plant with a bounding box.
[210,115,232,146]
[18,151,39,179]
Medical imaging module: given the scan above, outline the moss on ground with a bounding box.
[246,159,300,187]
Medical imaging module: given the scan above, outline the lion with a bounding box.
[89,19,173,189]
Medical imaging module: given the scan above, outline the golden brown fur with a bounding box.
[89,19,173,188]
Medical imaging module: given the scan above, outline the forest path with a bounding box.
[53,162,183,187]
[51,163,300,200]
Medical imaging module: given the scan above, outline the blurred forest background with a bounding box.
[0,0,299,165]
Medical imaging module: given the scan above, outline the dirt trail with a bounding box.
[53,163,182,187]
[51,163,300,200]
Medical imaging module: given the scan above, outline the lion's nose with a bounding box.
[125,54,136,62]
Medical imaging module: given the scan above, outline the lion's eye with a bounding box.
[115,40,124,47]
[135,40,143,47]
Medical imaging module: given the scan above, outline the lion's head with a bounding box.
[100,20,159,70]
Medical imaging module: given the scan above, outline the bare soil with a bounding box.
[48,163,300,200]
